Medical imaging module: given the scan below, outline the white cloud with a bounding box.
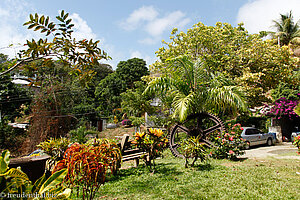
[121,6,190,45]
[0,0,34,58]
[70,13,97,40]
[120,6,158,31]
[145,11,190,37]
[237,0,300,34]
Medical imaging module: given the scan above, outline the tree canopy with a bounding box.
[95,58,149,116]
[151,22,299,107]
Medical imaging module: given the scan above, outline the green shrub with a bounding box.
[37,137,71,170]
[69,126,89,144]
[179,136,208,168]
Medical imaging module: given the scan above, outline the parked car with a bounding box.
[241,127,275,149]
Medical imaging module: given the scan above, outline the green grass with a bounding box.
[71,151,300,200]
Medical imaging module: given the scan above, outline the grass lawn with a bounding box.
[70,151,300,200]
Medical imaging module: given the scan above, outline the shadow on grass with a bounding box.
[231,157,248,162]
[106,161,183,182]
[193,162,214,171]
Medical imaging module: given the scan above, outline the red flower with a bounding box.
[229,150,234,154]
[229,137,233,141]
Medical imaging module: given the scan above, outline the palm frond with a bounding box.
[206,86,247,115]
[172,92,195,122]
[143,76,176,96]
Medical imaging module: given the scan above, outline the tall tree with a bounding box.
[14,10,110,153]
[95,58,149,116]
[121,81,155,117]
[270,11,300,46]
[116,58,149,89]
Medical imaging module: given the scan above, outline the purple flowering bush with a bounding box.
[265,94,300,120]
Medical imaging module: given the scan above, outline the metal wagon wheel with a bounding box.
[168,112,225,158]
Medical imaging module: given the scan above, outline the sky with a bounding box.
[0,0,299,69]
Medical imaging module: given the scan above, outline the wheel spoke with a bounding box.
[177,125,190,133]
[203,124,221,135]
[202,139,215,147]
[169,112,224,158]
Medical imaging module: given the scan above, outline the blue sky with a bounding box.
[0,0,299,69]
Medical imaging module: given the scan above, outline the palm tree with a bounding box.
[270,11,300,46]
[144,55,247,122]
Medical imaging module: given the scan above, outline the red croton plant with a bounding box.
[53,139,122,200]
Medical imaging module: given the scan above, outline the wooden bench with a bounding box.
[120,134,146,167]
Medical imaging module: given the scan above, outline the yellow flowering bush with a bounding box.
[134,128,168,172]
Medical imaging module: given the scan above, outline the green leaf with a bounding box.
[41,28,48,33]
[34,25,43,31]
[39,168,67,194]
[56,16,64,23]
[29,14,34,21]
[1,150,10,166]
[28,23,37,30]
[23,21,31,26]
[39,15,45,24]
[45,16,49,26]
[66,19,72,25]
[61,10,65,18]
[34,13,39,22]
[63,13,69,20]
[67,24,74,29]
[54,188,71,199]
[0,150,9,174]
[31,173,46,193]
[0,168,29,181]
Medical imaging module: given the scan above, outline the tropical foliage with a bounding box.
[134,128,169,172]
[95,58,149,116]
[145,55,247,122]
[179,136,208,168]
[37,137,71,170]
[9,10,112,154]
[295,103,300,116]
[269,10,300,46]
[0,150,70,199]
[121,81,155,117]
[53,140,121,200]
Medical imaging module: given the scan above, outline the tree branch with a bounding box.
[0,56,52,76]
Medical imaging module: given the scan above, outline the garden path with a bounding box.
[240,142,300,160]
